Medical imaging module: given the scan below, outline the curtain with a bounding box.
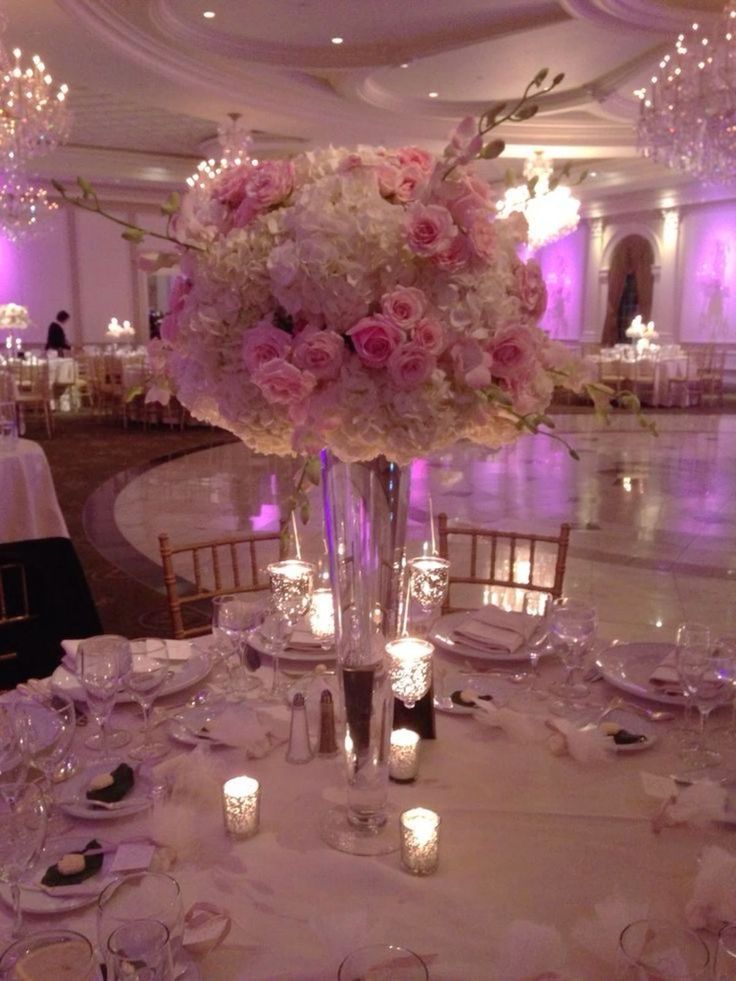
[601,235,654,345]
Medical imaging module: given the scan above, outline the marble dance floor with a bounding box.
[101,412,736,643]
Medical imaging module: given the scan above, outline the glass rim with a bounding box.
[337,943,428,979]
[0,929,95,969]
[98,869,182,910]
[107,917,170,958]
[618,918,710,970]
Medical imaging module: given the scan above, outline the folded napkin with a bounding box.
[453,604,538,654]
[686,845,736,932]
[545,718,614,764]
[62,637,191,671]
[648,648,682,692]
[183,902,232,957]
[288,623,324,651]
[188,704,289,754]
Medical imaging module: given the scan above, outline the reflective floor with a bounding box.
[107,412,736,644]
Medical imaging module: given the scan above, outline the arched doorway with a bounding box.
[601,234,654,345]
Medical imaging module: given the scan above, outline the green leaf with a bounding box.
[552,72,565,86]
[481,102,506,128]
[122,227,146,244]
[300,501,310,525]
[512,104,539,122]
[50,179,65,194]
[569,448,581,461]
[480,138,505,160]
[160,191,181,216]
[304,456,321,486]
[77,177,94,197]
[538,414,556,429]
[124,385,143,403]
[533,68,549,86]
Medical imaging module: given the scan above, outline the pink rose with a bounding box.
[412,317,445,355]
[241,320,292,373]
[487,325,539,381]
[253,358,315,405]
[160,275,191,342]
[232,160,295,226]
[377,162,400,198]
[292,328,345,381]
[431,233,471,271]
[387,343,436,390]
[347,315,403,368]
[381,287,426,329]
[212,165,251,208]
[337,153,365,173]
[405,203,457,257]
[440,174,493,228]
[451,338,491,389]
[396,146,433,173]
[468,216,497,260]
[502,211,530,246]
[512,259,548,318]
[393,163,427,203]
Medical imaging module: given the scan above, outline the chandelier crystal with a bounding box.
[0,170,59,240]
[496,150,581,252]
[0,45,70,168]
[635,2,736,183]
[186,112,254,190]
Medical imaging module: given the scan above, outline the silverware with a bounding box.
[597,696,674,723]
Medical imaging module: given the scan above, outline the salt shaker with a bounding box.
[317,689,338,757]
[286,692,313,764]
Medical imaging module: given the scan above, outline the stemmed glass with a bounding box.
[98,872,183,975]
[716,923,736,979]
[522,591,553,696]
[0,779,48,939]
[677,641,734,768]
[79,635,131,754]
[407,554,450,637]
[713,634,736,739]
[14,694,76,828]
[0,930,97,979]
[674,622,710,749]
[107,919,174,981]
[0,707,28,792]
[267,560,315,696]
[549,598,597,704]
[211,595,264,699]
[123,639,171,761]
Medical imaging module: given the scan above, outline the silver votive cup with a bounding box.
[400,806,440,875]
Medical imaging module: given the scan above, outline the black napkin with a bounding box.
[85,762,135,803]
[41,838,104,887]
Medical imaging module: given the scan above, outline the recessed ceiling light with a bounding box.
[331,36,344,45]
[428,91,439,98]
[400,63,409,69]
[203,10,216,19]
[590,171,597,177]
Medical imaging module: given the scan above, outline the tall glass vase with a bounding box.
[320,449,409,855]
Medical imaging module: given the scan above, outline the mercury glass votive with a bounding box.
[267,560,315,622]
[386,637,434,708]
[389,728,420,783]
[408,555,450,613]
[400,807,440,875]
[222,775,261,838]
[307,587,335,643]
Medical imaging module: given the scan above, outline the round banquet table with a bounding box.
[6,648,734,980]
[0,438,68,542]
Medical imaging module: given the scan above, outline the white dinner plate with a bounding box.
[590,706,657,754]
[247,628,336,663]
[0,835,115,914]
[595,642,687,706]
[430,611,545,664]
[50,651,212,705]
[57,761,152,821]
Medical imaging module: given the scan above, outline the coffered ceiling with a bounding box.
[2,0,733,210]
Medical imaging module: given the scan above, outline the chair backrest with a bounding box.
[159,531,285,639]
[437,514,570,613]
[0,537,103,689]
[10,360,50,397]
[0,370,15,401]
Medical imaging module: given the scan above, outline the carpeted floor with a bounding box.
[35,411,236,639]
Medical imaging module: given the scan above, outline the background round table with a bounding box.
[0,437,68,542]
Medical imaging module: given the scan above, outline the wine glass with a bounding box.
[267,560,315,696]
[675,622,710,749]
[618,919,709,979]
[677,644,733,768]
[338,945,429,980]
[79,635,131,754]
[408,554,450,637]
[124,638,171,761]
[0,779,48,939]
[107,919,174,981]
[0,707,28,793]
[713,634,736,739]
[549,598,597,704]
[522,591,552,696]
[98,872,183,974]
[211,595,264,698]
[13,694,75,829]
[716,923,736,979]
[0,929,97,980]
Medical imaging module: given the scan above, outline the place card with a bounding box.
[110,842,155,874]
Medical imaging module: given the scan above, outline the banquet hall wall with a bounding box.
[0,184,735,351]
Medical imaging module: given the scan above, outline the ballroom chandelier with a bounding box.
[185,112,255,190]
[0,170,59,241]
[496,150,581,252]
[634,2,736,183]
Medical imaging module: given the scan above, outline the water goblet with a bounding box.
[674,622,711,750]
[107,919,174,981]
[549,598,597,704]
[98,872,183,973]
[618,918,709,980]
[0,779,48,939]
[0,929,97,980]
[211,595,264,699]
[79,634,131,753]
[677,645,733,768]
[713,634,736,739]
[14,693,75,829]
[267,559,315,696]
[522,591,553,695]
[124,638,171,761]
[0,707,28,792]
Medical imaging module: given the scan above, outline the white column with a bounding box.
[653,208,680,344]
[581,218,604,342]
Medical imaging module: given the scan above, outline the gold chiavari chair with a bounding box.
[437,513,570,614]
[10,360,53,437]
[158,531,286,639]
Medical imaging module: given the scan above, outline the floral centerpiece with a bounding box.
[0,303,30,330]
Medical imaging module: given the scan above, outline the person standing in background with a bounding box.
[45,310,71,353]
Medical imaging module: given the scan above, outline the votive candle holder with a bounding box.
[400,806,440,876]
[386,637,434,708]
[389,729,420,783]
[223,775,261,838]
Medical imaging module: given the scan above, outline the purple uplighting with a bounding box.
[535,226,586,340]
[680,204,736,343]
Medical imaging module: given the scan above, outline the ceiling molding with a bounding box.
[558,0,720,32]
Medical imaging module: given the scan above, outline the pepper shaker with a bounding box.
[317,689,338,757]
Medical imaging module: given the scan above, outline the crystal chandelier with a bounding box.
[0,45,70,169]
[635,2,736,183]
[186,112,255,190]
[0,170,59,241]
[496,151,581,252]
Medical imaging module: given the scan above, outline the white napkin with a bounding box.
[545,718,614,764]
[190,704,289,755]
[61,637,191,671]
[686,845,736,932]
[648,648,682,692]
[453,604,538,654]
[288,622,324,650]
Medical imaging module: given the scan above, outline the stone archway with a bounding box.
[601,234,654,345]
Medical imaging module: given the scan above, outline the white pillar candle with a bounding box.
[389,729,420,782]
[223,776,261,838]
[386,637,434,708]
[400,807,440,876]
[307,587,334,642]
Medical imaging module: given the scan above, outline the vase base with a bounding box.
[320,805,400,856]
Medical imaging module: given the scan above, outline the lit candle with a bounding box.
[400,807,440,875]
[389,729,420,783]
[308,587,334,642]
[222,775,260,838]
[386,637,434,708]
[408,555,450,613]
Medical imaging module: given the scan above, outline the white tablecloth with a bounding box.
[10,651,733,979]
[588,353,694,407]
[0,438,68,542]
